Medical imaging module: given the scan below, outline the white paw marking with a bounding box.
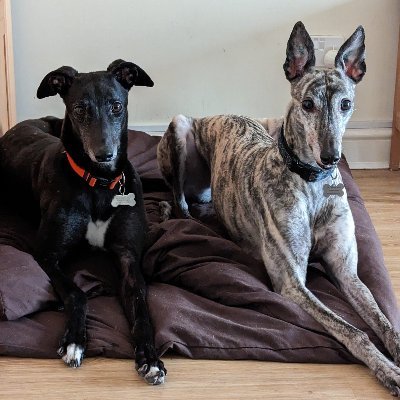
[198,187,211,203]
[61,343,84,368]
[138,364,165,385]
[146,366,162,377]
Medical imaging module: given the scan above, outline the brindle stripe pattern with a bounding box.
[156,23,400,394]
[288,69,355,165]
[185,114,343,283]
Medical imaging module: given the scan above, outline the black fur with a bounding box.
[0,60,166,384]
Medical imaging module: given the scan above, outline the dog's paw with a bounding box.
[383,331,400,366]
[159,201,172,222]
[136,360,166,385]
[374,363,400,397]
[57,343,84,368]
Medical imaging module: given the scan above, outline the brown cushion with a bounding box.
[0,245,57,321]
[0,126,398,363]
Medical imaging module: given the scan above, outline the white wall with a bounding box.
[10,0,400,129]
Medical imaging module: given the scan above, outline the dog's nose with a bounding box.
[320,155,340,165]
[95,153,114,162]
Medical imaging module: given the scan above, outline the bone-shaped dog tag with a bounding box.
[323,183,345,197]
[111,192,136,207]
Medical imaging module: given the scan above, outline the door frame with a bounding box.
[2,0,16,129]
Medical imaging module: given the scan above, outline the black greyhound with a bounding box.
[0,60,166,385]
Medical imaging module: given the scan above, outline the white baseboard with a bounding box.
[129,122,393,170]
[342,127,392,169]
[130,124,166,135]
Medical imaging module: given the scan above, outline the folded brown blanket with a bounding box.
[0,128,398,364]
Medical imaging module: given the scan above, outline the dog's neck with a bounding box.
[283,108,318,168]
[60,115,128,180]
[280,106,334,182]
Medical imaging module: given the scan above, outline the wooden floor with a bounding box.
[1,169,399,400]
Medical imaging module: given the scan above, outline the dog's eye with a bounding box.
[111,102,122,114]
[302,99,314,111]
[341,99,352,111]
[74,105,85,116]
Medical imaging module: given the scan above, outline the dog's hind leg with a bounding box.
[157,115,191,218]
[157,115,211,219]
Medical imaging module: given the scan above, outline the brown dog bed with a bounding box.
[0,128,398,364]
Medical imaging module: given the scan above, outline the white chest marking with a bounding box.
[85,217,113,248]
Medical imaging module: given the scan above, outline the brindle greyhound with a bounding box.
[0,60,166,384]
[157,22,400,394]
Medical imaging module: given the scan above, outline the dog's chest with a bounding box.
[85,217,113,248]
[83,190,117,248]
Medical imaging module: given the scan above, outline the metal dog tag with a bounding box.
[111,192,136,207]
[323,183,345,197]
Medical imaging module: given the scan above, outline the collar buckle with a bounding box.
[65,151,123,190]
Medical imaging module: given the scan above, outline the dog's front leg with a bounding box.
[317,209,400,366]
[108,240,166,385]
[44,258,88,367]
[260,235,400,395]
[36,207,90,367]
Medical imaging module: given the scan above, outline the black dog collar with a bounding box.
[277,128,333,182]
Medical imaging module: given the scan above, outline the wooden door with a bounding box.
[390,27,400,170]
[0,0,15,135]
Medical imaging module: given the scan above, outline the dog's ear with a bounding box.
[107,59,154,90]
[283,21,315,81]
[37,66,78,99]
[335,26,366,84]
